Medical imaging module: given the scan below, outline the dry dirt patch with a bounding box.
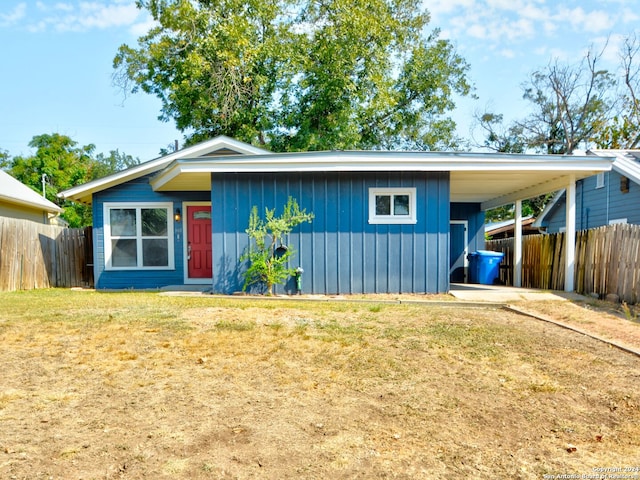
[515,299,640,353]
[0,290,638,479]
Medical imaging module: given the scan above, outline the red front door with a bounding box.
[187,205,212,279]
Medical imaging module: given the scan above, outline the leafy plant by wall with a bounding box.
[241,197,314,295]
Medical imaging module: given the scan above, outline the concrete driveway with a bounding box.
[449,283,587,302]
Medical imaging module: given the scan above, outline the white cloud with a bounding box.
[53,2,140,31]
[590,34,625,64]
[424,0,632,50]
[35,2,73,12]
[498,48,516,58]
[555,7,614,33]
[55,2,75,12]
[21,1,142,33]
[129,15,157,37]
[619,7,640,24]
[427,0,478,18]
[547,48,572,62]
[0,3,27,27]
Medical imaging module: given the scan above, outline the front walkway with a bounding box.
[449,283,587,302]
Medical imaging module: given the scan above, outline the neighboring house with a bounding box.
[59,136,611,294]
[534,150,640,233]
[0,170,63,224]
[485,216,537,239]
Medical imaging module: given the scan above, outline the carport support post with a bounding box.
[514,200,523,287]
[565,175,576,292]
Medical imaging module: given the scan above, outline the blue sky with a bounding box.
[0,0,638,161]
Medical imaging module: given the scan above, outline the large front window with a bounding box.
[104,203,174,270]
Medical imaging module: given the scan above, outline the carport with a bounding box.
[448,153,613,291]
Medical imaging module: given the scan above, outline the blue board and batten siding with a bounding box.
[450,203,485,252]
[543,171,640,233]
[92,170,471,293]
[210,172,451,295]
[92,175,209,289]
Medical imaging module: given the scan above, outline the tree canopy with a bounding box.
[474,37,640,222]
[113,0,472,151]
[3,134,139,228]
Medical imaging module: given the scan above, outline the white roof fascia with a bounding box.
[154,150,612,173]
[612,154,640,185]
[589,149,640,185]
[59,136,270,203]
[533,148,640,226]
[0,170,63,213]
[532,148,640,228]
[150,150,612,193]
[532,189,565,228]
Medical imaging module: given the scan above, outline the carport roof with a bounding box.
[59,136,613,210]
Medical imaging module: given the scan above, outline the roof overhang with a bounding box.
[149,151,613,210]
[0,193,63,214]
[588,149,640,185]
[0,170,63,214]
[534,149,640,227]
[58,136,270,204]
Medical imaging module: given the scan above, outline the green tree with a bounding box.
[242,197,313,295]
[476,45,623,222]
[473,112,525,154]
[595,34,640,149]
[114,0,472,151]
[91,150,140,180]
[9,134,95,227]
[518,48,616,155]
[7,134,140,227]
[0,149,9,170]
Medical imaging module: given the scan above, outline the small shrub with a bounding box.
[241,197,313,295]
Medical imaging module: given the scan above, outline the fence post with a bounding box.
[514,200,523,287]
[0,218,92,291]
[565,176,576,291]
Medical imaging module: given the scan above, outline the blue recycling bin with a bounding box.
[467,250,504,285]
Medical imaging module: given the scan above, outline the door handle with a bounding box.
[187,243,191,261]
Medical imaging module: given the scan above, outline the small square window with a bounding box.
[368,188,417,224]
[595,172,605,189]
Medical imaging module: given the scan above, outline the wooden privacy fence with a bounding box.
[486,223,640,304]
[0,217,93,291]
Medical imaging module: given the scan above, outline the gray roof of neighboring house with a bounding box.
[590,149,640,185]
[0,169,63,214]
[533,149,640,227]
[485,216,534,233]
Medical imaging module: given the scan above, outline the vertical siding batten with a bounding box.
[95,171,452,293]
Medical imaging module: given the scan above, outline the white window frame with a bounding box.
[104,202,175,271]
[596,172,605,189]
[368,187,417,224]
[609,218,628,225]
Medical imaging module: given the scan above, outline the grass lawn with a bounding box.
[0,290,638,479]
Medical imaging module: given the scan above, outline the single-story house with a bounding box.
[534,149,640,233]
[485,216,537,239]
[0,169,63,224]
[59,136,612,294]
